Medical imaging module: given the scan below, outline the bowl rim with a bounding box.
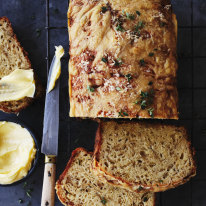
[0,117,39,187]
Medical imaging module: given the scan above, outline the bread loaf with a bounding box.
[68,0,178,119]
[92,121,196,193]
[56,148,155,206]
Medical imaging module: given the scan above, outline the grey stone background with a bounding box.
[0,0,205,205]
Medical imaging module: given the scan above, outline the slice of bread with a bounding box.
[56,148,155,206]
[92,121,196,193]
[0,17,42,113]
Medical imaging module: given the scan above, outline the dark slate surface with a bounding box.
[0,0,205,206]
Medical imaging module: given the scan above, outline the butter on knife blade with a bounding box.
[47,45,65,93]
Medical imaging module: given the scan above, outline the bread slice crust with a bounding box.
[0,17,42,113]
[92,121,196,193]
[56,147,156,206]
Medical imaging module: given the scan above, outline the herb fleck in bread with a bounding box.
[0,17,42,113]
[56,148,155,206]
[92,121,196,193]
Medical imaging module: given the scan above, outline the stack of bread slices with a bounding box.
[56,121,196,206]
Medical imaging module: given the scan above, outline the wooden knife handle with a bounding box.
[41,156,56,206]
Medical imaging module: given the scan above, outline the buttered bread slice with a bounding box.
[0,17,42,113]
[56,148,155,206]
[92,121,196,193]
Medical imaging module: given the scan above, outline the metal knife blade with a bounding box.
[41,56,59,156]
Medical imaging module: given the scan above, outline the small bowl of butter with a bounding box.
[0,120,39,185]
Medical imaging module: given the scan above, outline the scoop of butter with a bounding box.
[0,121,36,185]
[47,45,65,93]
[0,69,35,102]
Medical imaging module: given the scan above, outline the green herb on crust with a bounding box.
[116,24,125,32]
[149,52,154,57]
[134,21,144,31]
[140,100,147,109]
[148,108,154,118]
[102,57,108,63]
[136,89,155,116]
[138,186,143,191]
[101,197,107,205]
[118,109,129,117]
[126,12,135,20]
[114,58,123,66]
[87,85,95,92]
[136,11,141,16]
[143,196,149,202]
[125,74,132,82]
[139,59,146,66]
[101,6,108,13]
[148,81,153,85]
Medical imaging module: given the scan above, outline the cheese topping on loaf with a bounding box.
[68,0,178,119]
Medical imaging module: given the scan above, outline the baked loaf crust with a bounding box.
[92,121,196,193]
[56,148,155,206]
[0,17,42,113]
[68,0,178,119]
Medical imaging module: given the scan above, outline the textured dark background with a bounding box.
[0,0,206,205]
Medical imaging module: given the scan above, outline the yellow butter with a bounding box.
[0,121,36,185]
[0,69,35,101]
[47,45,65,93]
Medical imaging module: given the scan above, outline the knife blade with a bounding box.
[41,55,59,155]
[41,54,60,206]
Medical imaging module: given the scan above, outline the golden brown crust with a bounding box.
[68,0,178,119]
[92,122,196,193]
[0,17,43,113]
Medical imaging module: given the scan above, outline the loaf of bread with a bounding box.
[92,121,196,193]
[0,17,42,113]
[56,148,155,206]
[68,0,178,119]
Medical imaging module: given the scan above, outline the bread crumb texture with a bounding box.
[68,0,178,119]
[56,148,155,206]
[93,121,196,193]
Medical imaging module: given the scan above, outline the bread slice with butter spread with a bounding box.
[92,121,196,193]
[56,148,155,206]
[0,17,42,113]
